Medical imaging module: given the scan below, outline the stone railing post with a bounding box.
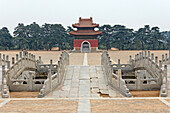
[39,56,41,63]
[33,55,35,60]
[151,53,154,60]
[148,51,150,58]
[50,59,53,70]
[145,50,147,57]
[12,57,15,65]
[142,51,144,58]
[0,53,1,65]
[7,61,10,69]
[129,55,132,64]
[3,54,5,61]
[6,55,9,66]
[2,65,5,84]
[16,54,19,62]
[118,69,122,88]
[48,69,52,91]
[118,59,121,68]
[139,52,142,60]
[20,51,22,58]
[136,70,141,90]
[28,72,33,90]
[6,55,9,61]
[6,56,10,69]
[162,54,164,62]
[165,53,167,63]
[155,56,158,64]
[29,53,31,59]
[137,54,139,60]
[169,50,170,64]
[159,60,162,68]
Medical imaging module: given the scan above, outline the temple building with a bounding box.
[69,17,102,52]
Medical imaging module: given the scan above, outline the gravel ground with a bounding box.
[10,92,39,98]
[69,53,84,65]
[87,53,101,65]
[0,100,78,113]
[108,50,169,64]
[91,99,170,113]
[130,91,160,97]
[0,50,62,64]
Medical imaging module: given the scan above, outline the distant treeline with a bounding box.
[0,22,170,50]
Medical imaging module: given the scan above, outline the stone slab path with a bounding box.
[46,65,120,99]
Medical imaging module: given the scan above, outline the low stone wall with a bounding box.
[38,51,69,98]
[101,51,132,97]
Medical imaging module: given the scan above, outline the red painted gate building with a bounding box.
[69,17,102,52]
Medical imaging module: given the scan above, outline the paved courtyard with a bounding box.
[0,51,170,112]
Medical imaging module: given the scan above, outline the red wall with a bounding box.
[74,39,98,47]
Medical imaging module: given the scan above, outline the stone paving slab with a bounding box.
[78,99,91,113]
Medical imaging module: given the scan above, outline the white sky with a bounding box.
[0,0,170,34]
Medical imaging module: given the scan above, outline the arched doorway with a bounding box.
[81,41,91,53]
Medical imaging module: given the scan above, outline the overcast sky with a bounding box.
[0,0,170,34]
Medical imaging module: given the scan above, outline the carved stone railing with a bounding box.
[101,51,132,97]
[38,51,69,98]
[7,52,37,80]
[131,50,168,97]
[37,63,58,73]
[0,51,38,98]
[112,63,133,72]
[8,72,45,91]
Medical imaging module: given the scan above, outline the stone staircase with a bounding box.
[46,65,121,98]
